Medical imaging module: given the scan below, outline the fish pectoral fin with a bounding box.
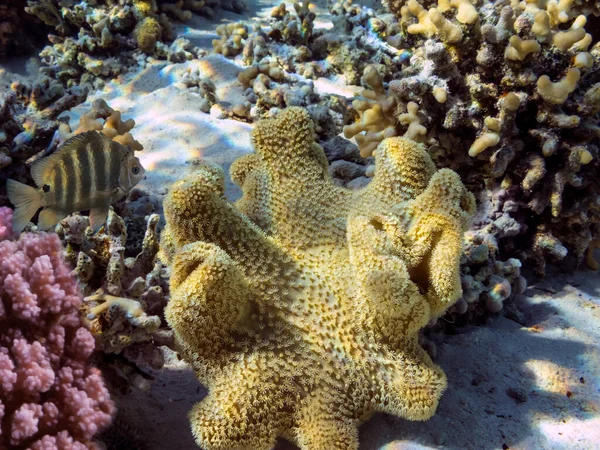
[30,157,55,188]
[89,206,109,233]
[96,187,122,202]
[6,179,43,233]
[38,207,65,231]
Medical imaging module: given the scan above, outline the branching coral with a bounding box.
[351,0,600,276]
[212,23,248,56]
[269,1,316,46]
[24,0,209,87]
[57,206,170,377]
[343,65,398,158]
[159,107,475,450]
[0,207,114,448]
[236,60,348,139]
[57,98,143,151]
[398,0,479,43]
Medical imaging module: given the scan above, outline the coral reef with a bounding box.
[58,207,171,374]
[269,1,316,46]
[327,0,405,84]
[176,66,217,113]
[342,65,399,159]
[56,98,143,151]
[157,36,208,63]
[213,22,249,57]
[335,0,600,276]
[23,0,211,87]
[236,60,349,138]
[1,90,164,390]
[0,207,114,448]
[0,73,87,209]
[160,108,475,450]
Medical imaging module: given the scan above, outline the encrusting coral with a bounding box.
[159,107,475,450]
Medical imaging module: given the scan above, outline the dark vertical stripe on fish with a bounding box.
[87,142,97,205]
[62,154,77,211]
[78,144,91,205]
[109,144,121,189]
[71,149,82,208]
[54,163,64,207]
[95,143,107,192]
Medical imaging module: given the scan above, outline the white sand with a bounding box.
[64,55,254,201]
[61,0,361,202]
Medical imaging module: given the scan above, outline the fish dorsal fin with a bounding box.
[30,131,108,187]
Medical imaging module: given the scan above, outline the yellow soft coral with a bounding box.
[161,107,475,450]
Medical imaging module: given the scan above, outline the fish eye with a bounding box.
[132,166,140,175]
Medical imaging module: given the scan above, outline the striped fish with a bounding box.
[6,131,145,234]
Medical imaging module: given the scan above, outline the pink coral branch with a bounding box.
[0,207,114,449]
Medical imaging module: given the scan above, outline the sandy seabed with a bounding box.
[3,0,600,449]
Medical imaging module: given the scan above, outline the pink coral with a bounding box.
[0,207,115,449]
[0,207,13,241]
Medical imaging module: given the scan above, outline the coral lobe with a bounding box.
[161,108,475,450]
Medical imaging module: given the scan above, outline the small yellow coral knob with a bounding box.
[536,68,581,105]
[505,35,541,61]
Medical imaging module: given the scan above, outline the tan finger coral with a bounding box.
[343,65,397,157]
[398,101,427,140]
[505,35,541,61]
[59,98,143,151]
[160,107,475,450]
[469,117,501,157]
[437,0,478,24]
[536,68,580,105]
[428,7,463,43]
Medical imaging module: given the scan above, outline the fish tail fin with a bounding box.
[6,179,43,233]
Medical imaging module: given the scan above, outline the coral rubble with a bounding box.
[160,108,475,450]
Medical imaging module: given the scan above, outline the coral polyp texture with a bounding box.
[159,107,475,450]
[0,207,115,449]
